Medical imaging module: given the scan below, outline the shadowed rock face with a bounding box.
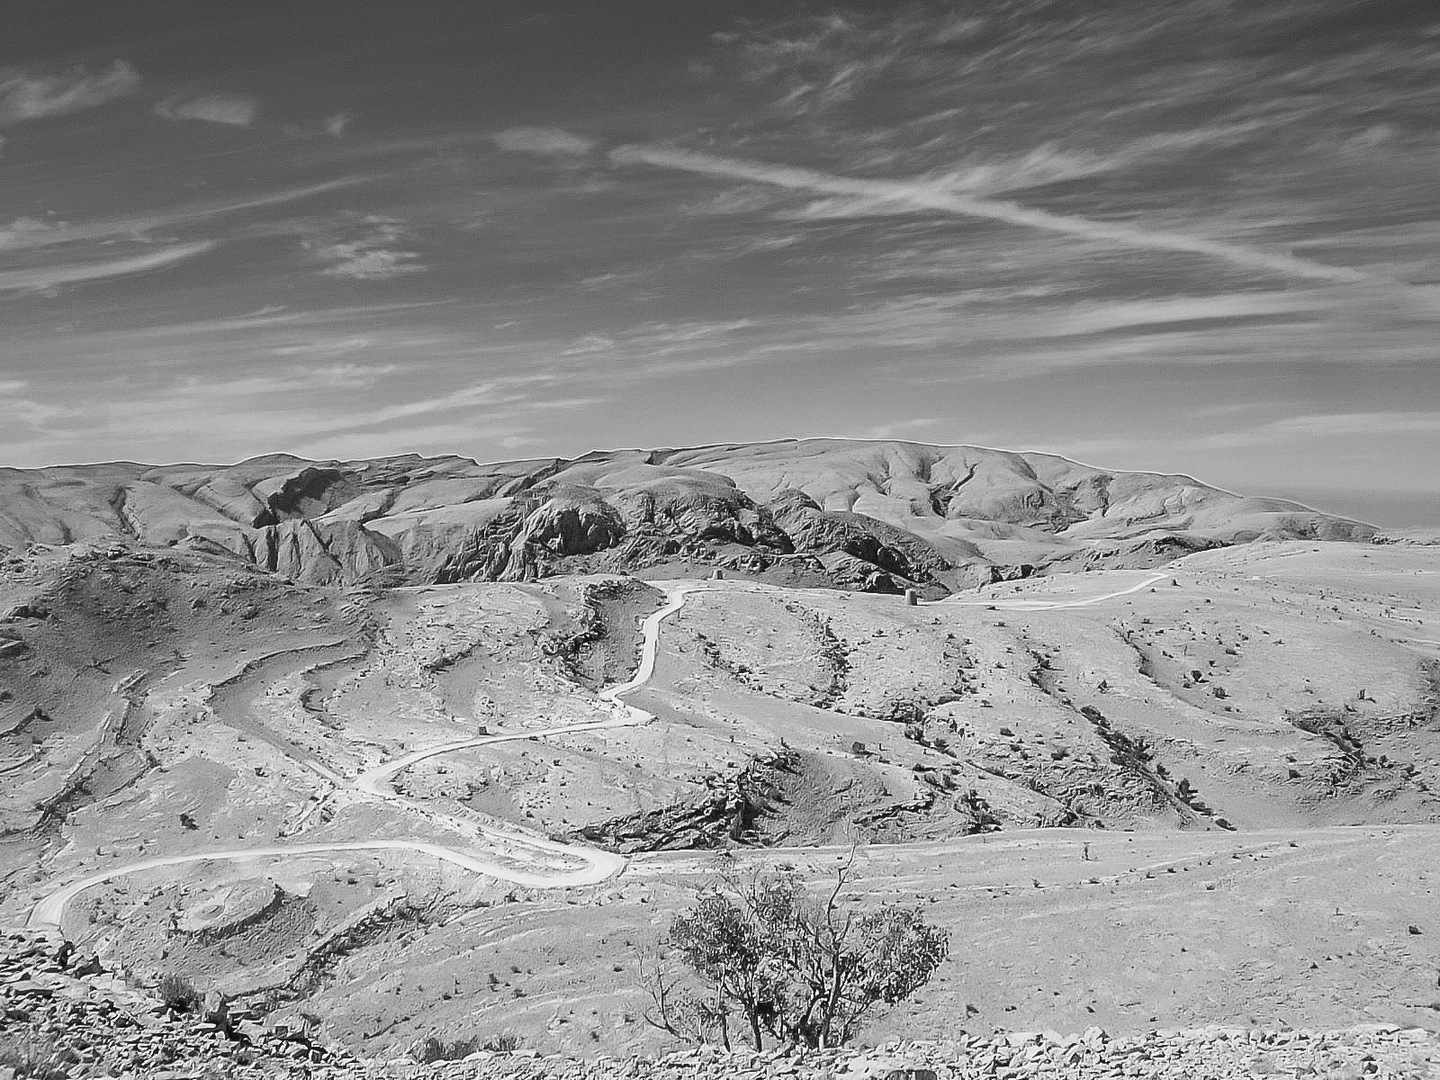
[0,440,1376,591]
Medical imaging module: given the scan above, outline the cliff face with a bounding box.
[0,440,1377,592]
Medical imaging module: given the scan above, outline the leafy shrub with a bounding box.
[647,858,949,1049]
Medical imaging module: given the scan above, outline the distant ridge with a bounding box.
[0,440,1375,593]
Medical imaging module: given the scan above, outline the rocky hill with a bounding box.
[0,441,1376,594]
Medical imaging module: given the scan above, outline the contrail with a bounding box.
[611,145,1365,285]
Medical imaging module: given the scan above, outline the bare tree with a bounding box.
[639,948,734,1049]
[652,854,949,1049]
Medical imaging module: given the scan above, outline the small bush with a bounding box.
[409,1035,481,1064]
[409,1032,518,1063]
[157,972,202,1014]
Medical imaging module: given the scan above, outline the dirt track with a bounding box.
[27,583,699,927]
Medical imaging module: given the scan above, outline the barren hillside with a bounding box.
[3,532,1436,1057]
[0,441,1375,595]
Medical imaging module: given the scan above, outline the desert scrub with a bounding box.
[409,1034,481,1063]
[156,972,202,1014]
[409,1032,519,1062]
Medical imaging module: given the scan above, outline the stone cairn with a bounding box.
[3,926,1436,1079]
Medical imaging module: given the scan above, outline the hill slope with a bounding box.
[0,440,1375,593]
[3,540,1437,1056]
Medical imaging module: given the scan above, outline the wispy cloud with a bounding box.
[492,126,595,156]
[0,338,561,464]
[862,417,942,440]
[0,379,71,428]
[0,242,214,293]
[0,177,372,255]
[167,364,405,401]
[1047,292,1331,336]
[320,248,422,280]
[556,319,759,377]
[920,123,1267,198]
[356,379,548,426]
[308,216,425,280]
[325,111,355,138]
[154,92,258,127]
[612,145,1366,284]
[0,216,57,249]
[0,61,139,125]
[268,337,377,358]
[96,302,455,341]
[1198,411,1440,449]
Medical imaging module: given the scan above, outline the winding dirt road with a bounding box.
[28,583,699,929]
[28,572,1164,929]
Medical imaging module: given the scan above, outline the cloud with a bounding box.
[102,301,454,341]
[154,93,258,127]
[325,111,355,137]
[359,382,525,425]
[0,315,579,466]
[1198,411,1440,449]
[321,249,423,280]
[309,216,425,280]
[920,123,1268,198]
[268,337,376,358]
[611,145,1368,284]
[0,216,57,249]
[0,176,372,255]
[0,61,139,125]
[713,6,1281,130]
[0,242,214,292]
[0,380,70,429]
[167,363,402,399]
[492,126,595,156]
[1048,292,1332,336]
[556,320,757,374]
[862,418,942,440]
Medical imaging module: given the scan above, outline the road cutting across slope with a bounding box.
[24,574,1180,929]
[28,583,699,929]
[936,571,1172,609]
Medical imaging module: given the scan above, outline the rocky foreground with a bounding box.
[3,928,1436,1079]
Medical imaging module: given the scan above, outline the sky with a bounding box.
[1,0,1438,526]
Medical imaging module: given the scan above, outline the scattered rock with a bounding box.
[0,925,1434,1080]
